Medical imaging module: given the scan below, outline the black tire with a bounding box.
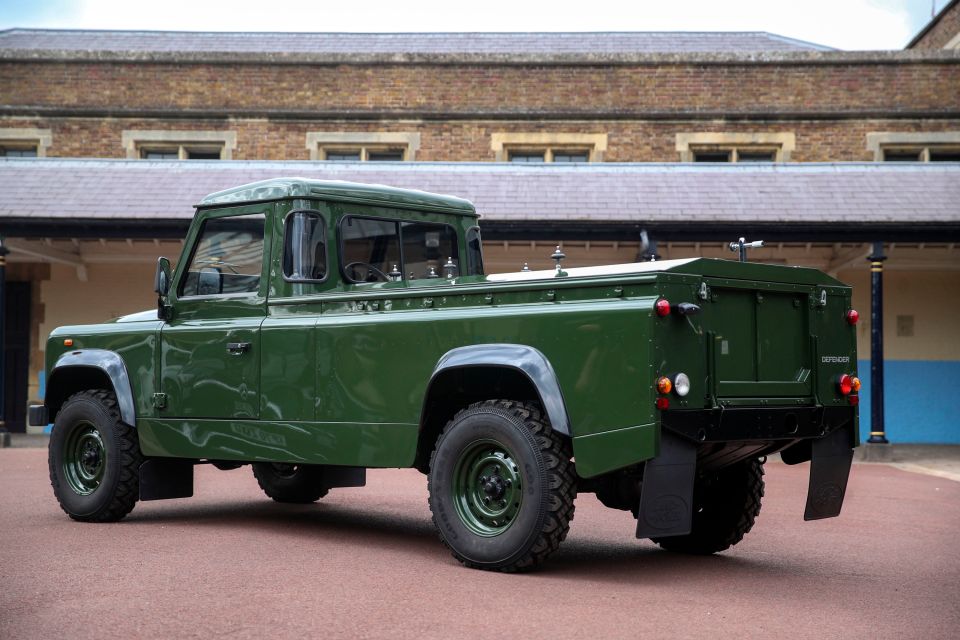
[652,458,765,554]
[427,400,576,572]
[252,463,329,503]
[48,389,143,522]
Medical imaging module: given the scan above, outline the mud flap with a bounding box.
[636,431,697,539]
[803,426,854,521]
[322,466,366,489]
[139,458,194,501]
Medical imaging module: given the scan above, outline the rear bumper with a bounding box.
[661,405,857,446]
[27,404,48,427]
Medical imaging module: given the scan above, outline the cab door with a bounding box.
[160,208,269,419]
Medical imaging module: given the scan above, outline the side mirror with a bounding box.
[154,257,171,295]
[154,257,172,320]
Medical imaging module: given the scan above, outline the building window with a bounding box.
[492,133,607,162]
[867,132,960,162]
[553,151,590,163]
[507,148,591,163]
[0,128,52,157]
[509,151,545,163]
[880,146,960,162]
[677,133,795,162]
[1,146,38,157]
[321,147,406,161]
[306,132,421,161]
[140,145,225,160]
[122,130,237,160]
[691,147,778,162]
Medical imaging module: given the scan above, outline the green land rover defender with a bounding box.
[32,179,860,572]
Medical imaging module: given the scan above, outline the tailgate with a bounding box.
[707,282,819,399]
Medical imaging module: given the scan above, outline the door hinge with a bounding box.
[152,393,167,409]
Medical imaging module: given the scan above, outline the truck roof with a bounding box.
[197,177,478,216]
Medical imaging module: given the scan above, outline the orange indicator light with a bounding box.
[63,339,74,347]
[656,376,673,394]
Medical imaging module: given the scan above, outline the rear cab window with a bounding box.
[339,215,460,283]
[465,227,484,276]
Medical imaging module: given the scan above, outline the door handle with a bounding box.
[226,342,251,355]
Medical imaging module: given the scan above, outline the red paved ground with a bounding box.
[1,449,958,639]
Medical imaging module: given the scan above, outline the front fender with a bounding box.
[427,344,571,436]
[47,349,137,426]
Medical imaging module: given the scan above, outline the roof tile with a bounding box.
[0,28,833,55]
[0,159,957,225]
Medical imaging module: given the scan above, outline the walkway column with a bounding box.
[867,242,889,446]
[0,236,8,442]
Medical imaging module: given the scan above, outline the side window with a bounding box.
[179,213,265,297]
[401,222,459,279]
[465,227,484,276]
[340,217,401,283]
[283,211,327,281]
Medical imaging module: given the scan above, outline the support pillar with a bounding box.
[864,242,890,461]
[0,236,8,446]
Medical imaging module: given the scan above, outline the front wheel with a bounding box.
[428,400,576,572]
[48,389,143,522]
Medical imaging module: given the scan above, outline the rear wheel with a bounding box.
[48,389,143,522]
[252,463,329,503]
[428,400,576,572]
[652,458,765,554]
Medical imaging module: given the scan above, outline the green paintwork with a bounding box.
[136,418,418,466]
[452,439,523,537]
[571,423,658,479]
[43,179,858,482]
[63,420,105,495]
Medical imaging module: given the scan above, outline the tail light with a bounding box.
[846,310,859,325]
[837,374,855,396]
[655,299,671,317]
[655,397,670,410]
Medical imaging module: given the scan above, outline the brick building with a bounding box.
[0,22,958,441]
[908,0,960,50]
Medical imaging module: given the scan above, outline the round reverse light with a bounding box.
[673,373,691,397]
[655,298,671,317]
[656,376,673,394]
[846,309,859,325]
[837,374,853,396]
